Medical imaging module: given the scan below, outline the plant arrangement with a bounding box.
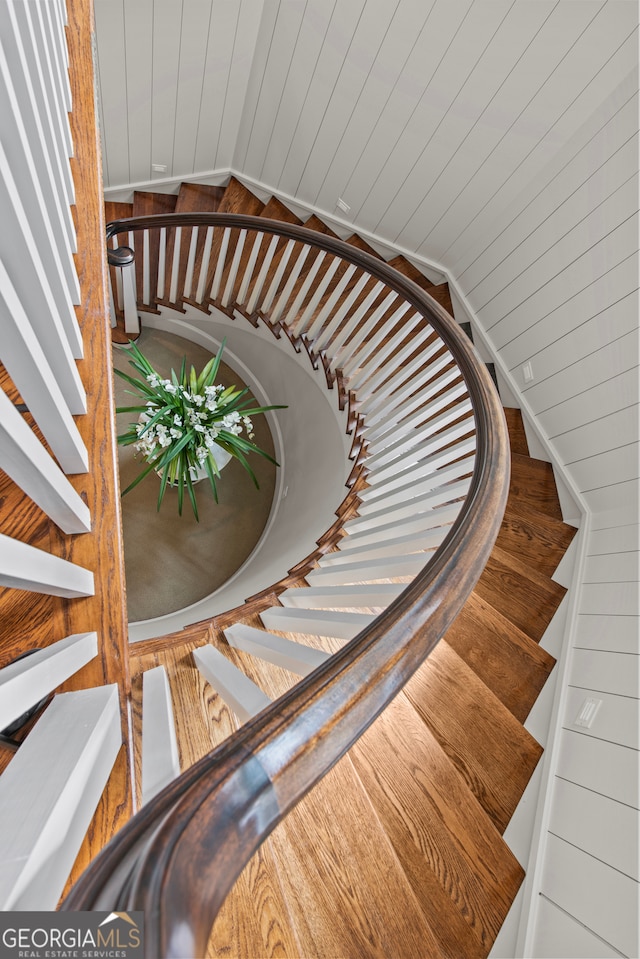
[115,338,284,520]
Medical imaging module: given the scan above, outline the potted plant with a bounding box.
[115,338,285,520]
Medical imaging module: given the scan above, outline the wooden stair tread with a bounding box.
[180,186,229,306]
[132,190,178,216]
[207,840,304,959]
[175,183,225,212]
[497,499,577,578]
[503,407,529,457]
[260,753,446,958]
[203,177,264,309]
[345,233,384,260]
[104,201,133,222]
[476,544,567,643]
[403,640,543,833]
[131,191,178,312]
[259,195,302,225]
[444,591,556,722]
[350,693,524,956]
[229,196,304,315]
[509,451,563,520]
[427,282,454,316]
[387,255,436,290]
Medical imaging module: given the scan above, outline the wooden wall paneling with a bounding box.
[461,92,639,297]
[149,0,182,178]
[258,0,337,191]
[470,142,637,323]
[313,0,435,216]
[556,729,639,809]
[539,368,638,442]
[549,777,639,881]
[563,686,639,751]
[389,0,557,250]
[239,0,307,183]
[575,612,639,655]
[214,0,265,169]
[93,0,129,187]
[333,0,471,221]
[518,300,637,408]
[588,523,640,556]
[171,0,214,177]
[532,896,625,959]
[569,442,640,496]
[579,581,640,618]
[521,325,638,418]
[122,0,153,185]
[569,647,639,700]
[275,0,371,195]
[442,18,638,267]
[584,549,639,586]
[586,480,639,529]
[357,0,515,236]
[550,404,638,464]
[488,213,639,354]
[539,833,639,958]
[295,0,405,205]
[477,175,637,330]
[233,0,280,175]
[193,0,240,172]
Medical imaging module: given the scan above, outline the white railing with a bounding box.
[0,0,91,596]
[0,0,122,913]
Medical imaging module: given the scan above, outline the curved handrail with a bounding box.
[65,213,510,959]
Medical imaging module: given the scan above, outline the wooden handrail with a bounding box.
[65,213,510,959]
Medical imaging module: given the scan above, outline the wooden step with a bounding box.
[427,282,454,316]
[403,640,543,833]
[509,451,563,520]
[228,195,303,318]
[132,190,178,312]
[503,407,529,456]
[235,751,446,958]
[497,498,577,578]
[475,544,567,643]
[386,255,437,291]
[204,177,264,309]
[350,692,524,956]
[444,591,556,722]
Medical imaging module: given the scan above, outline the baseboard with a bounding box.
[103,167,448,285]
[445,276,587,526]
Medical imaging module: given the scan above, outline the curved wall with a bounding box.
[127,309,351,642]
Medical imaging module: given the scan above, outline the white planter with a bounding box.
[157,443,232,485]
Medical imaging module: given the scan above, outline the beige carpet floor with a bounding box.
[113,328,277,622]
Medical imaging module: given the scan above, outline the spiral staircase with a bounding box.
[65,176,572,956]
[0,2,579,949]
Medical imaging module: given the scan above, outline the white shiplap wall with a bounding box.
[94,0,265,189]
[453,66,639,959]
[94,2,639,954]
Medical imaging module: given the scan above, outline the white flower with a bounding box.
[147,373,161,387]
[192,393,205,407]
[173,414,182,426]
[170,428,183,439]
[164,382,178,395]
